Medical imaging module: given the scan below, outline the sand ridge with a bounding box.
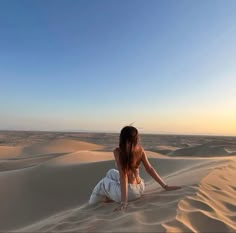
[0,138,104,159]
[163,160,236,232]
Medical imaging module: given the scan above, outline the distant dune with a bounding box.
[168,143,232,157]
[21,139,104,157]
[0,139,104,159]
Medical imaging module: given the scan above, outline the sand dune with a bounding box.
[163,160,236,232]
[0,139,104,159]
[0,133,236,232]
[0,146,23,159]
[168,143,232,157]
[21,139,104,157]
[149,145,180,155]
[0,153,65,172]
[47,151,114,165]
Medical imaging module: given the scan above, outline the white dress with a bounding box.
[89,168,145,205]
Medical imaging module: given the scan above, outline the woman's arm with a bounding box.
[141,149,181,191]
[113,148,128,210]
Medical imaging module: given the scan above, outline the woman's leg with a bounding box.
[102,176,121,202]
[89,173,121,205]
[106,169,120,182]
[97,169,120,203]
[89,179,106,205]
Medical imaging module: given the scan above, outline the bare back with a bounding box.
[114,145,143,184]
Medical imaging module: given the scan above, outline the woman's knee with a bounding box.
[106,169,119,179]
[106,168,118,176]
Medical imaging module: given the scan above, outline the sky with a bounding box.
[0,0,236,136]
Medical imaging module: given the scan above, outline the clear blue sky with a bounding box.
[1,0,236,135]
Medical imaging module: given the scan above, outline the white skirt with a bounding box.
[89,169,145,205]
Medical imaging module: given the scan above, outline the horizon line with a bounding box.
[0,129,235,138]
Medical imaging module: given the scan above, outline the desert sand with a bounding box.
[0,131,236,232]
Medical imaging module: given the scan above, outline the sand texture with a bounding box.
[0,131,236,232]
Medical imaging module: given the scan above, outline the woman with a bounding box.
[89,126,181,210]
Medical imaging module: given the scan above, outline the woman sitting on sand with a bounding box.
[89,126,181,210]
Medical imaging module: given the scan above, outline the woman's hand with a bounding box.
[114,202,128,211]
[164,185,181,191]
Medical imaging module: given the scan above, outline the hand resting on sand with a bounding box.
[164,185,182,191]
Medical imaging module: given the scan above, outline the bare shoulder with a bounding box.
[139,146,149,162]
[138,146,145,156]
[113,147,120,153]
[139,145,144,153]
[113,147,120,158]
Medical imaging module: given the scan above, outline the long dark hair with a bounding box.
[119,126,141,173]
